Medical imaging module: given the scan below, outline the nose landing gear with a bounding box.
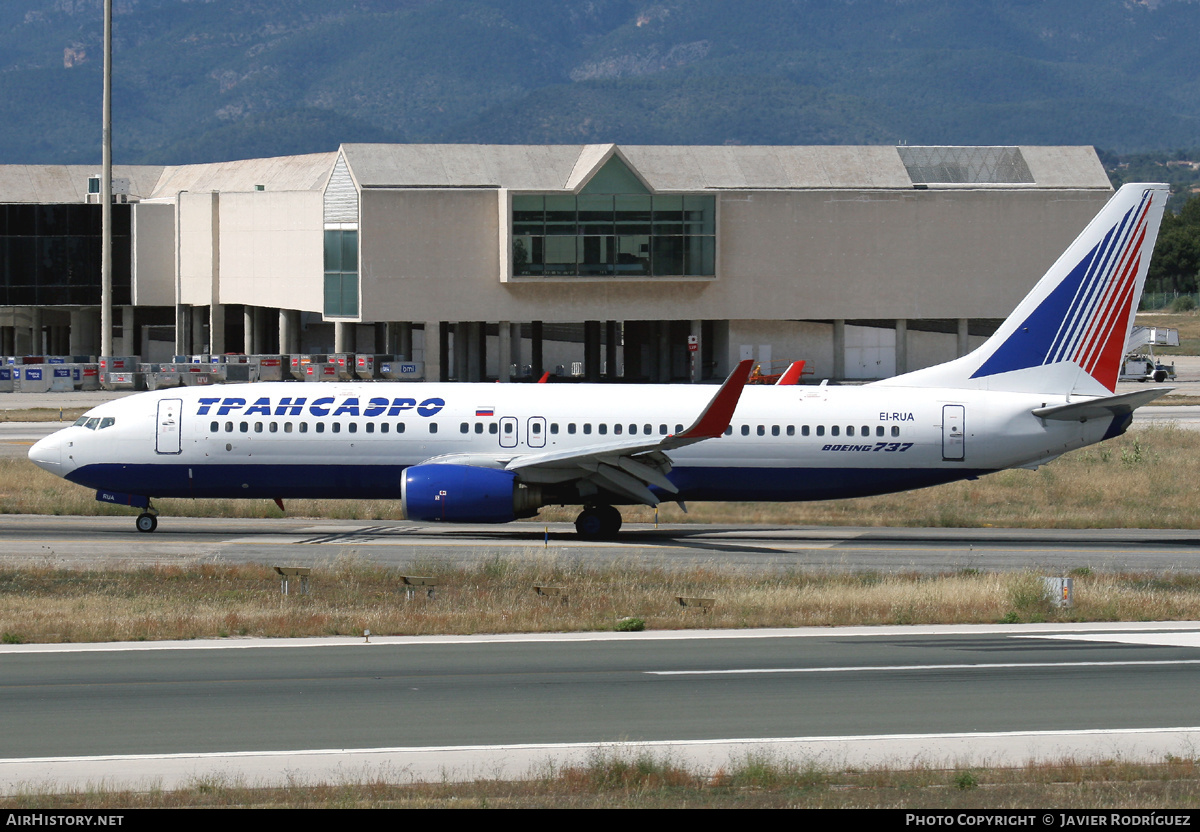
[135,503,159,533]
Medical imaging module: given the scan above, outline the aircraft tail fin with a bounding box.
[878,183,1169,395]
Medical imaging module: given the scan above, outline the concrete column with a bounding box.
[243,306,255,354]
[1,326,13,356]
[957,318,970,357]
[278,309,291,355]
[452,322,466,381]
[711,320,730,379]
[895,318,907,376]
[174,304,191,358]
[120,306,135,357]
[584,320,601,382]
[422,321,442,382]
[498,321,512,381]
[530,321,543,379]
[209,304,225,354]
[832,319,845,381]
[29,307,42,355]
[70,309,85,356]
[334,321,354,354]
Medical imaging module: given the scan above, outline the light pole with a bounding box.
[100,0,112,358]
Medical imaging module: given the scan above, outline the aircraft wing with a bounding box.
[1032,388,1173,421]
[421,360,753,507]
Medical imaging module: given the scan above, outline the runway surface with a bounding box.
[3,514,1200,573]
[4,623,1200,792]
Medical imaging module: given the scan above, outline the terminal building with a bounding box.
[0,143,1115,383]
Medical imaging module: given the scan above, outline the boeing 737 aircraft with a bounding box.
[29,183,1171,538]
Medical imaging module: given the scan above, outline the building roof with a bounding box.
[0,145,1111,203]
[339,143,1111,192]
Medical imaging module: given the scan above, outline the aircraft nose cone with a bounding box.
[28,433,62,472]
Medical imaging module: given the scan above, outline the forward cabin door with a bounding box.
[527,416,546,448]
[499,416,518,449]
[156,398,183,455]
[942,404,965,461]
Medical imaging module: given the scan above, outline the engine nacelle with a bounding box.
[400,464,542,523]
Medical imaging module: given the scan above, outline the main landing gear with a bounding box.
[135,504,159,533]
[574,505,622,540]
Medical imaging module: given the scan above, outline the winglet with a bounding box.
[775,360,806,385]
[668,359,754,443]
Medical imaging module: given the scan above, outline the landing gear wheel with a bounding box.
[574,505,622,540]
[136,513,158,533]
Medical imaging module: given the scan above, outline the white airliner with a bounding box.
[29,183,1171,538]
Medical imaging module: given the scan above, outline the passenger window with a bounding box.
[876,426,884,437]
[240,422,249,433]
[787,425,795,436]
[568,423,576,435]
[741,425,749,436]
[476,423,484,434]
[660,425,668,435]
[397,423,406,433]
[269,422,278,433]
[614,424,623,435]
[332,423,341,434]
[366,423,374,434]
[599,424,608,435]
[675,424,683,433]
[380,423,389,434]
[316,423,325,434]
[757,425,765,436]
[584,424,592,435]
[532,423,542,435]
[891,426,900,437]
[862,426,869,436]
[772,425,780,436]
[285,422,293,433]
[724,426,732,436]
[831,426,840,436]
[210,421,219,432]
[847,426,855,437]
[488,423,496,435]
[300,423,308,433]
[816,426,825,437]
[350,423,358,433]
[644,424,652,435]
[460,423,469,434]
[429,423,438,434]
[801,425,809,436]
[254,422,263,433]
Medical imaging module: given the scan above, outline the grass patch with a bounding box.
[0,407,88,423]
[2,560,1200,644]
[7,755,1200,808]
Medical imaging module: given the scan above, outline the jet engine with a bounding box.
[400,464,543,523]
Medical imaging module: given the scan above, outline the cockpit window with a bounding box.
[84,417,100,430]
[98,417,115,429]
[73,416,89,427]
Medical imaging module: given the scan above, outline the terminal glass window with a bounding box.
[513,194,715,278]
[323,228,358,317]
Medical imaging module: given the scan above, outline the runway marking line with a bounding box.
[649,659,1200,676]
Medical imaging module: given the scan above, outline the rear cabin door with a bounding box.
[942,404,965,461]
[156,398,183,455]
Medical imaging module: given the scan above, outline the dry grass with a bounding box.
[3,424,1199,529]
[1,559,1198,644]
[0,407,87,423]
[6,754,1200,808]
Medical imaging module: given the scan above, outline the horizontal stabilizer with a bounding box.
[1032,388,1173,422]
